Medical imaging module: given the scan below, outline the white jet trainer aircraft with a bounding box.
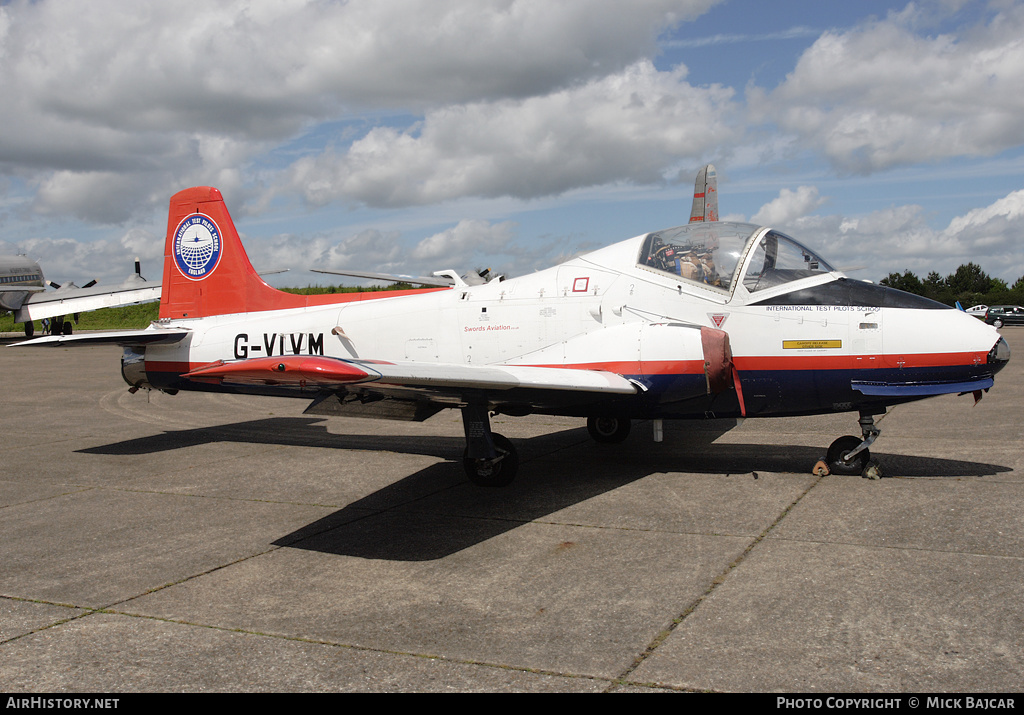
[16,169,1010,486]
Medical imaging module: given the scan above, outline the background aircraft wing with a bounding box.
[15,278,161,323]
[0,285,46,293]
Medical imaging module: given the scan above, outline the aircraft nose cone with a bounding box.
[990,336,1011,365]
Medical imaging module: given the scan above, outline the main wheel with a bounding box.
[23,321,34,337]
[463,433,518,487]
[587,416,631,444]
[827,435,869,476]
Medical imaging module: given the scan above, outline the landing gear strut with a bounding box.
[461,403,518,487]
[826,411,882,477]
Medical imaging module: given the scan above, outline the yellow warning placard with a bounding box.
[783,340,842,349]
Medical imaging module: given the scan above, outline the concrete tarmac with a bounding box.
[1,329,1021,693]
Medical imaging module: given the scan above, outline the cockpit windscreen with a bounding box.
[742,230,834,292]
[637,223,751,292]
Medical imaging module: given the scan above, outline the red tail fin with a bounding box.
[159,187,305,319]
[158,187,446,320]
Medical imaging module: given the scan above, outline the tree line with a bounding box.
[880,263,1024,308]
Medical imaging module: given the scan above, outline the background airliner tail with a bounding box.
[689,164,718,223]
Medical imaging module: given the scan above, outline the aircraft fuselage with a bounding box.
[135,223,1008,421]
[20,187,1010,484]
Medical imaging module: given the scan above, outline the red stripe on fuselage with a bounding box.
[734,351,984,371]
[147,351,985,381]
[526,351,984,375]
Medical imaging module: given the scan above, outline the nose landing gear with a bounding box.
[825,411,883,478]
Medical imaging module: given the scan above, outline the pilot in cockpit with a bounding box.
[677,246,699,280]
[697,249,720,286]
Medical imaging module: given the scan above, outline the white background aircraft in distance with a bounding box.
[0,255,160,336]
[16,169,1010,486]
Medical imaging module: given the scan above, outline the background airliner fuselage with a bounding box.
[0,255,46,315]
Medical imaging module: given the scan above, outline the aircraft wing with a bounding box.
[184,355,638,415]
[14,279,161,323]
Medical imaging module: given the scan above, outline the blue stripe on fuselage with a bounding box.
[625,362,997,419]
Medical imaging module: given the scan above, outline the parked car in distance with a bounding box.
[965,304,988,317]
[984,305,1024,328]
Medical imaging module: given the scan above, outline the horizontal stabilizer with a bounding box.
[12,327,190,347]
[311,268,455,287]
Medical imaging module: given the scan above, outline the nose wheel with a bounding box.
[824,412,882,477]
[826,435,870,475]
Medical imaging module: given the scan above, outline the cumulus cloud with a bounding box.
[751,186,826,226]
[286,61,738,207]
[749,3,1024,173]
[237,218,528,286]
[758,188,1024,282]
[0,0,720,222]
[3,0,717,134]
[241,228,405,282]
[5,0,1023,296]
[411,220,516,263]
[1,227,163,286]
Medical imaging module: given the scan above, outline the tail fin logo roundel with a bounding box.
[173,214,223,280]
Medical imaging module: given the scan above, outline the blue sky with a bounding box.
[2,0,1023,289]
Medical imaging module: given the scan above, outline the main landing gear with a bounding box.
[461,403,518,487]
[823,411,883,478]
[586,416,631,444]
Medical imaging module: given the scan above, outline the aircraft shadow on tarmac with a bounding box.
[79,416,1012,561]
[79,416,465,460]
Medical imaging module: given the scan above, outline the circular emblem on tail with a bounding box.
[173,214,222,280]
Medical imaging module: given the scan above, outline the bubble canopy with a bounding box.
[637,222,834,295]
